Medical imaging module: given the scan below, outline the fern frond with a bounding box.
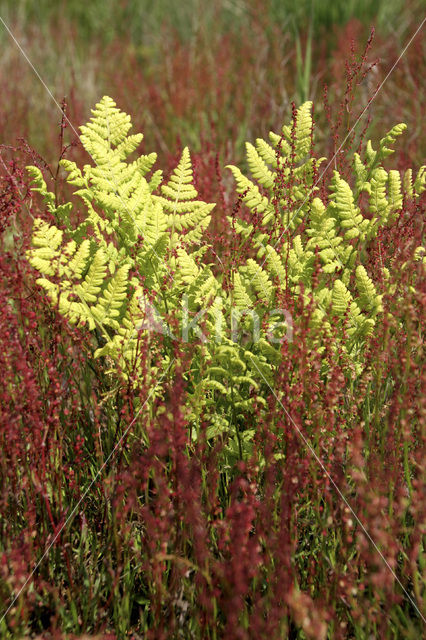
[233,272,254,309]
[306,197,343,272]
[245,259,273,303]
[387,170,403,214]
[355,265,382,314]
[330,172,369,241]
[255,137,278,169]
[144,200,168,249]
[246,142,275,189]
[26,166,56,209]
[60,159,86,188]
[176,248,200,285]
[332,279,352,316]
[378,123,407,158]
[353,153,370,194]
[27,219,63,275]
[265,245,286,285]
[91,264,130,328]
[31,218,63,251]
[161,147,197,203]
[403,168,413,197]
[293,100,313,160]
[79,96,134,161]
[226,165,270,214]
[413,246,425,264]
[414,166,426,196]
[369,167,389,226]
[75,249,107,303]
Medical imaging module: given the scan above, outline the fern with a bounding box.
[330,172,370,241]
[245,259,273,303]
[227,103,423,367]
[26,97,425,458]
[306,197,343,274]
[355,266,383,315]
[155,146,215,248]
[91,264,130,329]
[387,170,403,216]
[227,102,325,244]
[27,96,217,367]
[331,279,352,316]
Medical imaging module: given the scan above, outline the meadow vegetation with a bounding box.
[0,1,425,638]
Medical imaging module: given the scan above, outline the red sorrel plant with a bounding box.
[0,157,156,636]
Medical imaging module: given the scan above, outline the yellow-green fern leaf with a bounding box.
[26,166,56,209]
[403,168,413,197]
[76,249,107,303]
[306,197,343,272]
[413,246,425,264]
[233,375,259,391]
[268,131,291,158]
[233,272,254,309]
[293,101,313,160]
[31,218,63,251]
[148,169,163,193]
[176,248,200,285]
[60,159,86,188]
[144,200,167,249]
[79,96,134,161]
[226,165,269,214]
[206,366,229,379]
[161,147,197,203]
[246,259,273,302]
[116,134,145,161]
[353,153,370,194]
[355,265,383,314]
[65,239,91,279]
[332,279,352,316]
[257,337,281,365]
[92,264,130,325]
[369,167,389,223]
[203,379,229,396]
[194,271,218,306]
[414,166,426,196]
[246,142,275,189]
[388,170,403,213]
[255,137,278,169]
[182,213,212,245]
[265,245,286,284]
[330,172,369,240]
[27,219,63,276]
[378,123,407,158]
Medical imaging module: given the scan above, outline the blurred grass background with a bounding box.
[0,0,424,173]
[0,0,418,45]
